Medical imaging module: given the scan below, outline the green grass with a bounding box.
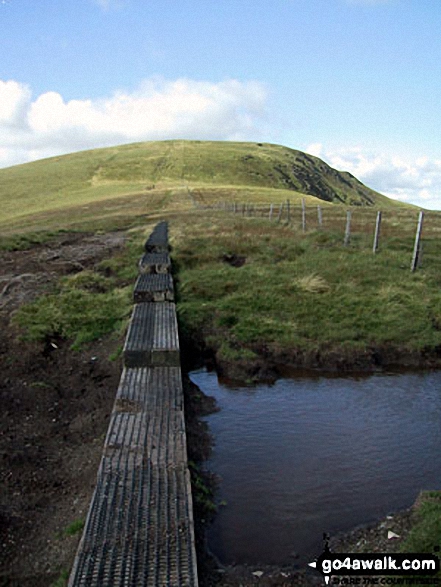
[64,518,85,537]
[12,232,145,348]
[0,229,63,251]
[401,492,441,552]
[50,569,70,587]
[0,140,437,577]
[171,209,441,372]
[14,280,132,349]
[400,491,441,579]
[0,140,409,234]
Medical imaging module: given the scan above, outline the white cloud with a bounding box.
[0,77,268,168]
[305,142,323,158]
[0,80,31,128]
[306,143,441,210]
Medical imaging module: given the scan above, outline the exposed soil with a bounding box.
[0,232,126,586]
[213,344,441,386]
[200,508,419,587]
[0,231,426,587]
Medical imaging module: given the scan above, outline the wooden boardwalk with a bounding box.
[133,274,174,303]
[139,252,172,275]
[68,222,199,587]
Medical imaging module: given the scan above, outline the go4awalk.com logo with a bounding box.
[308,536,440,585]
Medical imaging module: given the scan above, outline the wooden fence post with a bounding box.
[302,198,306,232]
[411,210,424,271]
[269,203,274,221]
[287,199,291,224]
[344,210,352,246]
[317,205,323,229]
[373,211,382,254]
[277,202,284,223]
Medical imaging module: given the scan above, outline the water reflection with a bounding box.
[190,369,441,565]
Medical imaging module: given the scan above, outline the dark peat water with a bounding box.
[190,369,441,565]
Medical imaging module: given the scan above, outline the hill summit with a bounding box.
[0,140,404,229]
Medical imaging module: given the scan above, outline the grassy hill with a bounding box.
[1,140,439,572]
[0,140,405,233]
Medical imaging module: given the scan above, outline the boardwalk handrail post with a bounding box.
[411,210,424,271]
[373,211,382,254]
[344,210,352,246]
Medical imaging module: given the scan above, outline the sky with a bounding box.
[1,0,441,209]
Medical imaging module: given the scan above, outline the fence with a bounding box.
[206,199,441,273]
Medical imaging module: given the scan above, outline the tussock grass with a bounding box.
[13,235,143,349]
[295,273,330,293]
[0,230,63,251]
[172,208,441,365]
[14,284,132,349]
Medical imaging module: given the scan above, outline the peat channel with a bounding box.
[191,368,441,567]
[69,222,198,587]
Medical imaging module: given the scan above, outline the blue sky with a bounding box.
[1,0,441,208]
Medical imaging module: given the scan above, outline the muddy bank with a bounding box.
[213,343,441,385]
[0,232,126,586]
[194,508,418,587]
[178,319,441,386]
[0,330,121,586]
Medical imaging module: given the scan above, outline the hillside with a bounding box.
[0,140,405,232]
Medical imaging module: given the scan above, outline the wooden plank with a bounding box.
[144,221,169,253]
[123,303,180,367]
[68,369,198,587]
[69,222,198,587]
[139,253,171,275]
[133,274,174,303]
